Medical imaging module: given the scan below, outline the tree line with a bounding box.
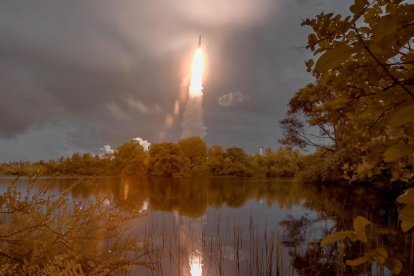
[0,137,302,178]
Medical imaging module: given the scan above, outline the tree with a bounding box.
[265,148,300,177]
[177,136,208,176]
[281,0,414,184]
[114,140,147,175]
[207,145,226,176]
[222,147,253,177]
[147,142,185,176]
[0,179,154,274]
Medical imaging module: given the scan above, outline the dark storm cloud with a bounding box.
[203,0,352,151]
[0,0,352,161]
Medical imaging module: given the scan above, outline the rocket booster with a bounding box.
[198,35,201,48]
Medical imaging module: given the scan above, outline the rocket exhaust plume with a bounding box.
[181,36,206,138]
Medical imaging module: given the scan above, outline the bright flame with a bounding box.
[189,254,202,276]
[189,48,204,98]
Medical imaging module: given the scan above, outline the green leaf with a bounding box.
[397,188,414,205]
[368,247,388,265]
[346,256,371,266]
[401,221,414,232]
[315,44,355,73]
[383,144,414,162]
[321,230,356,246]
[353,216,370,243]
[388,104,414,128]
[385,258,403,275]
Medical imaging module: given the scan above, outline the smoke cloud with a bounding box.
[132,137,151,151]
[218,91,246,107]
[181,96,206,139]
[99,145,114,156]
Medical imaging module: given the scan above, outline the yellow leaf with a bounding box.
[385,258,403,275]
[399,206,414,221]
[368,247,388,265]
[315,44,355,73]
[346,256,371,266]
[320,230,356,246]
[383,144,414,162]
[397,188,414,204]
[358,26,371,34]
[365,152,381,170]
[371,15,400,58]
[401,221,414,232]
[353,216,370,243]
[388,104,414,128]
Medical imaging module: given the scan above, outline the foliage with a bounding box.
[0,138,302,178]
[321,216,403,274]
[222,147,253,177]
[113,140,147,175]
[0,177,154,274]
[397,187,414,232]
[264,147,300,177]
[54,153,114,176]
[280,0,414,185]
[207,145,226,176]
[178,136,208,176]
[147,142,185,177]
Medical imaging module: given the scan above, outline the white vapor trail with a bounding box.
[181,95,206,138]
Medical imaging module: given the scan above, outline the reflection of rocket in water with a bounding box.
[175,212,204,276]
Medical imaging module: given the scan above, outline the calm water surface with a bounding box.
[0,177,408,275]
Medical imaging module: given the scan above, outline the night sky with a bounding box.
[0,0,352,161]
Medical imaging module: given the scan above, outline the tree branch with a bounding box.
[353,23,414,99]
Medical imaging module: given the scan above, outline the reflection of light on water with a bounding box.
[139,200,149,213]
[176,215,205,276]
[103,199,111,206]
[123,182,129,199]
[142,200,148,211]
[189,253,202,276]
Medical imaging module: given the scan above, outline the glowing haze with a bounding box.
[181,45,206,138]
[0,0,354,161]
[189,48,204,98]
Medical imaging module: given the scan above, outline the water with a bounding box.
[0,177,411,275]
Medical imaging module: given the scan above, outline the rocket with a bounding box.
[198,35,202,48]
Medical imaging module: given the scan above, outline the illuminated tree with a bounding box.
[207,145,225,176]
[147,142,185,176]
[281,0,414,184]
[222,147,253,177]
[114,140,147,175]
[0,180,153,274]
[178,136,208,176]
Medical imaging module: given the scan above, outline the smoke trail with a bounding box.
[181,95,206,138]
[181,47,206,138]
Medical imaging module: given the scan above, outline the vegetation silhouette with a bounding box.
[280,0,414,187]
[278,0,414,274]
[0,137,301,178]
[0,177,155,274]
